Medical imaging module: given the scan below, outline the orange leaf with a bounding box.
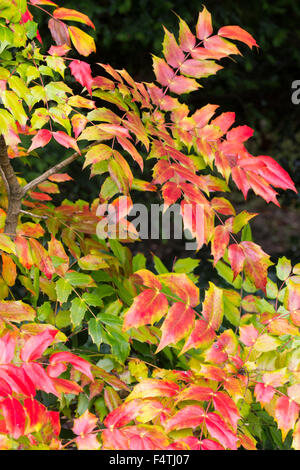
[123,290,168,331]
[126,379,180,401]
[53,7,95,29]
[158,273,199,307]
[68,26,96,57]
[218,25,258,49]
[156,302,195,353]
[202,282,223,330]
[180,318,216,354]
[0,301,36,323]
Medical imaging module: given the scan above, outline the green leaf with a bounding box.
[241,223,253,242]
[65,272,95,288]
[173,258,200,273]
[88,318,104,349]
[94,397,108,421]
[105,330,130,363]
[25,20,38,40]
[82,293,103,308]
[276,257,292,281]
[132,253,146,272]
[55,278,72,304]
[98,314,123,329]
[153,255,169,274]
[70,297,87,328]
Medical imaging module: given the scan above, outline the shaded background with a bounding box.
[26,0,300,268]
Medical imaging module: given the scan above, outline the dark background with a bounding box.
[27,0,300,265]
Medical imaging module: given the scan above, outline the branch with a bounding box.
[0,135,24,235]
[23,143,95,194]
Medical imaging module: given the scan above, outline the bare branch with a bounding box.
[23,143,95,194]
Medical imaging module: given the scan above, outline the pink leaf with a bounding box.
[28,129,52,152]
[196,6,213,40]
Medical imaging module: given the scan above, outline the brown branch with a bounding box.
[0,135,24,236]
[22,143,95,194]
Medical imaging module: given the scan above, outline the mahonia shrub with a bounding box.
[0,0,299,450]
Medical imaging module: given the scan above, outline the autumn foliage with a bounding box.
[0,0,299,450]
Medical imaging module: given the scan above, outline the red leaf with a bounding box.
[212,392,240,431]
[52,131,80,153]
[212,225,230,266]
[127,379,180,401]
[156,302,195,353]
[181,318,216,354]
[15,236,33,270]
[165,405,206,432]
[152,56,173,86]
[104,400,141,429]
[29,191,52,201]
[48,44,71,56]
[23,398,47,433]
[22,362,58,396]
[227,125,254,142]
[218,25,258,49]
[0,365,35,396]
[162,182,181,209]
[49,352,94,381]
[200,439,224,450]
[48,236,69,276]
[117,136,144,171]
[28,129,52,152]
[205,412,237,449]
[211,112,235,134]
[176,385,213,403]
[20,329,58,362]
[69,60,93,96]
[228,244,245,279]
[123,290,168,331]
[1,397,26,439]
[51,377,83,395]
